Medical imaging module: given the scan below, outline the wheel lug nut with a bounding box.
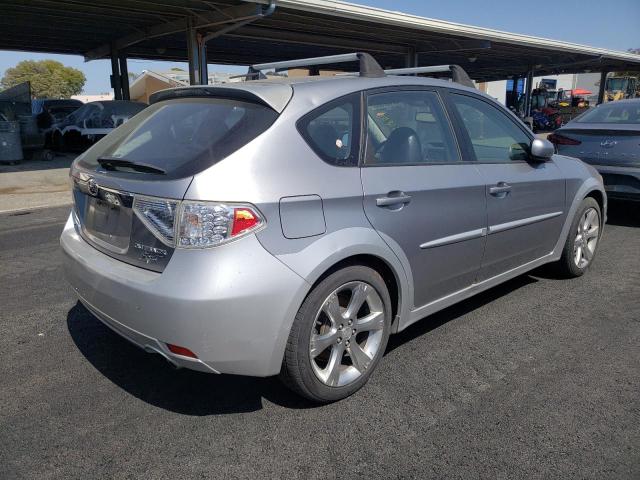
[337,337,342,343]
[339,324,343,330]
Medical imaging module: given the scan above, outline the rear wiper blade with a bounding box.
[97,156,166,175]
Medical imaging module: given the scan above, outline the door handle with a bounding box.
[489,182,512,196]
[376,192,412,208]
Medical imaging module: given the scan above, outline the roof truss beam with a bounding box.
[83,2,262,60]
[225,25,409,54]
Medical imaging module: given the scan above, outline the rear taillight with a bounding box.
[133,196,179,246]
[178,201,264,248]
[231,208,261,236]
[548,133,581,146]
[133,196,264,249]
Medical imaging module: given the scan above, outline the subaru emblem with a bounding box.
[87,177,99,196]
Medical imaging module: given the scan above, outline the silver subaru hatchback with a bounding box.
[61,53,606,402]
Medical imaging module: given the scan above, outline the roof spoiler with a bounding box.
[383,64,475,89]
[248,52,385,78]
[148,84,293,113]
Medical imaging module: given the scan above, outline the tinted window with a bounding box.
[77,97,278,179]
[365,90,459,165]
[451,94,531,162]
[576,103,640,124]
[298,94,360,167]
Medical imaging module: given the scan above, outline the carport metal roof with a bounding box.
[2,0,640,82]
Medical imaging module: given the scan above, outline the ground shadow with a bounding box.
[67,302,317,415]
[387,274,538,353]
[69,275,538,414]
[606,199,640,228]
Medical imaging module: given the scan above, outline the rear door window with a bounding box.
[77,97,278,179]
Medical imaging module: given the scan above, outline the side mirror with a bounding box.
[530,138,554,161]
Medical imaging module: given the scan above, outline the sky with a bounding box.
[1,0,638,93]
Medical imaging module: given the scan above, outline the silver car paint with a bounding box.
[62,213,311,376]
[406,156,605,329]
[474,161,566,280]
[361,162,487,307]
[61,74,606,377]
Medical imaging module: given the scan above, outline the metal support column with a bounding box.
[198,40,208,85]
[119,54,130,100]
[186,18,202,85]
[185,1,276,86]
[524,69,534,117]
[597,70,608,104]
[406,47,418,68]
[110,47,122,100]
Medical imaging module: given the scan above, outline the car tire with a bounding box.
[279,265,392,403]
[556,197,602,278]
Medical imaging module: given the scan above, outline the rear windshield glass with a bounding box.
[77,97,278,179]
[576,103,640,124]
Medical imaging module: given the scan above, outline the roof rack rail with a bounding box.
[248,52,385,78]
[384,64,475,89]
[337,63,475,88]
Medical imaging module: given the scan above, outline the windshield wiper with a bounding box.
[97,156,166,175]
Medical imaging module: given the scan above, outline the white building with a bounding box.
[161,70,237,85]
[71,93,114,103]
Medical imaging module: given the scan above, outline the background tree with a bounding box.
[0,60,85,98]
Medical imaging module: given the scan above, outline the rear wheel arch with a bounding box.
[305,253,402,331]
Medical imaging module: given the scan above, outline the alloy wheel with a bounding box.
[309,281,385,387]
[573,207,600,269]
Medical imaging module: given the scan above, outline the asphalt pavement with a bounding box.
[0,202,638,479]
[0,154,75,213]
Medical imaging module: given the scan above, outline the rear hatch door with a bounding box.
[71,88,286,271]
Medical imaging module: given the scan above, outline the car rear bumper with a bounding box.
[61,214,310,377]
[591,164,640,200]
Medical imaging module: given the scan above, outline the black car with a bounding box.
[49,100,146,151]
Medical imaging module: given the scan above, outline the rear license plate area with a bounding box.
[75,187,133,253]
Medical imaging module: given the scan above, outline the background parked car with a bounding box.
[549,98,640,201]
[33,98,83,131]
[49,100,146,151]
